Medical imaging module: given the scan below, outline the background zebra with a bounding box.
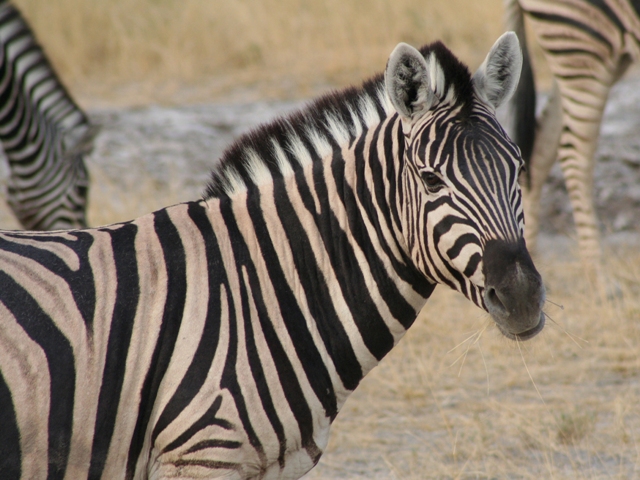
[0,33,545,479]
[504,0,640,260]
[0,0,95,230]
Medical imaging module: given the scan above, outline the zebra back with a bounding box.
[0,0,95,230]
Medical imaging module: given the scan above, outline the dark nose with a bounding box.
[482,238,545,340]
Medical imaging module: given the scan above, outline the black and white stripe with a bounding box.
[0,33,545,479]
[0,0,95,230]
[505,0,640,259]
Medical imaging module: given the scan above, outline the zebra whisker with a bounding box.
[516,338,547,408]
[543,311,589,349]
[544,298,565,310]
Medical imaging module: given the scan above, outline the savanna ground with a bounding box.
[2,1,640,478]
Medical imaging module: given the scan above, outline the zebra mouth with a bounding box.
[495,312,545,341]
[481,238,546,342]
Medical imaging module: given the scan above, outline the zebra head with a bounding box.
[385,32,545,340]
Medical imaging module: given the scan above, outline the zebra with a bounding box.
[0,32,545,479]
[0,0,95,230]
[504,0,640,260]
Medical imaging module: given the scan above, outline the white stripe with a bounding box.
[244,148,273,187]
[324,113,350,145]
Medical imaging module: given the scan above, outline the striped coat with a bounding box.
[0,33,545,479]
[0,0,95,230]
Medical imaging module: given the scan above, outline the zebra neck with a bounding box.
[201,129,434,392]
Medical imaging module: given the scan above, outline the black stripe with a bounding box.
[173,459,241,471]
[162,395,234,454]
[0,271,74,480]
[276,168,364,391]
[328,147,395,360]
[545,48,606,63]
[221,195,321,460]
[238,253,288,467]
[353,122,427,326]
[3,35,46,148]
[184,439,242,453]
[424,208,470,292]
[385,118,403,229]
[126,210,189,479]
[89,223,140,479]
[554,73,608,87]
[476,137,513,238]
[1,5,85,128]
[377,120,433,298]
[151,203,226,446]
[289,139,394,363]
[463,252,482,278]
[0,2,90,230]
[445,133,510,239]
[0,368,21,479]
[446,233,481,261]
[584,0,625,31]
[528,12,612,51]
[0,232,96,328]
[249,181,342,412]
[217,198,266,464]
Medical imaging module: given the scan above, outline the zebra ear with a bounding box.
[385,42,436,121]
[472,31,523,110]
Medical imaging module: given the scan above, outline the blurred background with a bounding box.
[11,0,552,227]
[5,3,640,478]
[13,0,549,107]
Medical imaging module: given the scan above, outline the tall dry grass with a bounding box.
[13,0,507,106]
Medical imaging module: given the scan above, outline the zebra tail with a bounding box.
[504,0,536,187]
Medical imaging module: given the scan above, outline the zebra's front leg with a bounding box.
[523,82,562,254]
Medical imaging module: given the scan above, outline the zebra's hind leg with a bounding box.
[523,81,562,255]
[555,76,613,264]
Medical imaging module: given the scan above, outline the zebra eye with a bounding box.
[421,171,445,193]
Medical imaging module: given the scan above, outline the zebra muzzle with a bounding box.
[481,238,546,340]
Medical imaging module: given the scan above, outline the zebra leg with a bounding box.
[522,81,562,254]
[555,77,612,263]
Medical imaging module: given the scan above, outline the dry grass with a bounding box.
[13,0,510,107]
[302,244,640,479]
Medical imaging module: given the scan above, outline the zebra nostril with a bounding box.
[485,286,506,313]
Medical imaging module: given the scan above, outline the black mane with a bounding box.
[204,41,474,199]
